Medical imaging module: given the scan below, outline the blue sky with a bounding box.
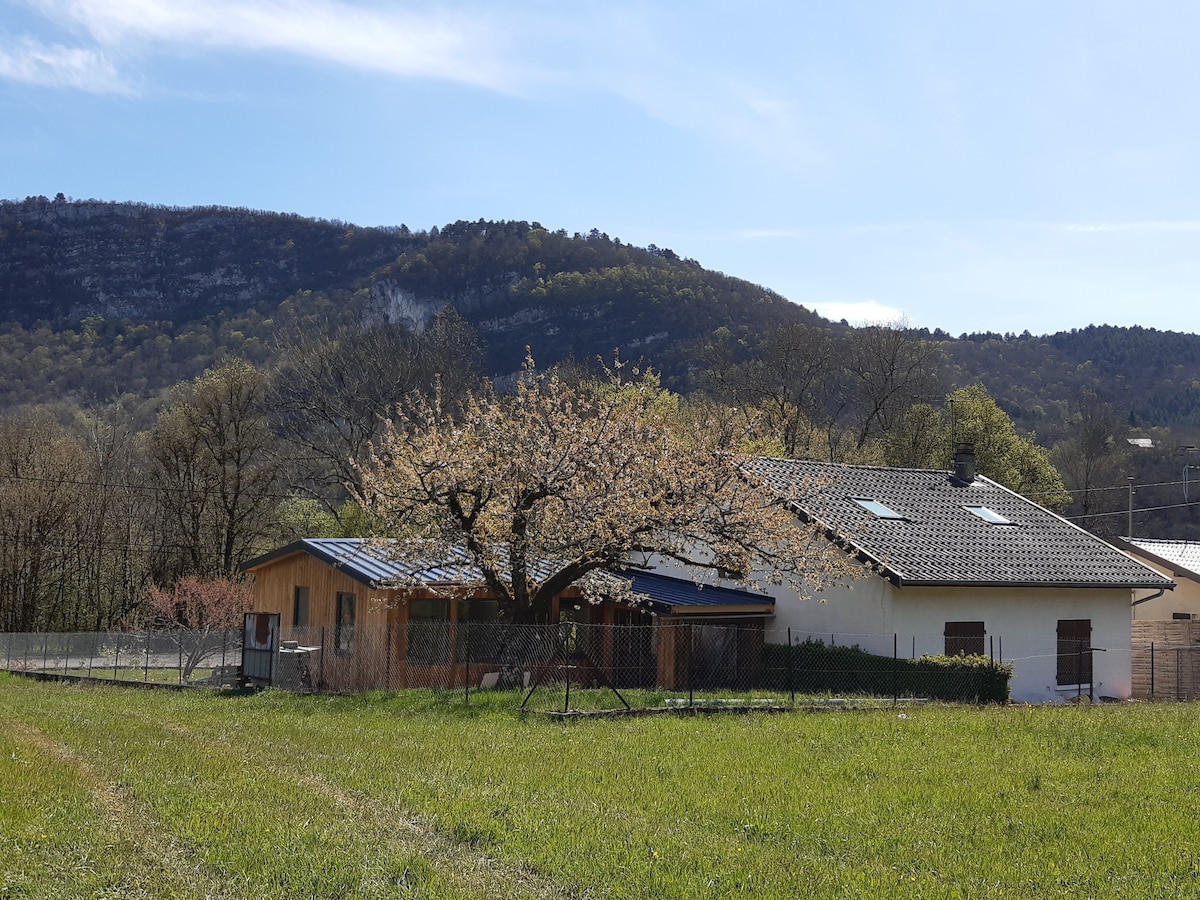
[2,1,1200,337]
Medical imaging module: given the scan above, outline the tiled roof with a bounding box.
[742,457,1174,589]
[1121,538,1200,580]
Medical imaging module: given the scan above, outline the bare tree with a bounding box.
[0,410,87,631]
[1051,390,1129,519]
[844,320,941,450]
[146,360,281,578]
[270,309,482,513]
[700,321,848,459]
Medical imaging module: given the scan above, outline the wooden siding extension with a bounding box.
[1132,620,1200,700]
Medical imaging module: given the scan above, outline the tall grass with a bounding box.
[2,674,1199,898]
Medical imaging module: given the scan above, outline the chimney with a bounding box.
[954,442,976,483]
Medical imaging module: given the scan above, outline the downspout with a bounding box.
[1131,587,1168,608]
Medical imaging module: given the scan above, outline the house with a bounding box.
[1110,537,1200,700]
[1112,538,1200,620]
[649,447,1174,703]
[239,538,773,692]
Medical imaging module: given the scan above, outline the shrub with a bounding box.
[761,639,1012,703]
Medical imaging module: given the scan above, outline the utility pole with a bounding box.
[1127,476,1135,538]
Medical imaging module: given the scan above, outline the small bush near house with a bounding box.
[762,639,1012,703]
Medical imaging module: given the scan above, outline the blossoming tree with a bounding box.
[357,357,856,623]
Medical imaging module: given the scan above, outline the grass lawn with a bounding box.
[2,674,1199,898]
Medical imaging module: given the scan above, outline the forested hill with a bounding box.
[0,197,818,409]
[942,326,1200,433]
[2,196,1200,438]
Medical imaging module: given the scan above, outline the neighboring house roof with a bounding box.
[242,539,771,613]
[742,457,1174,590]
[1116,538,1200,581]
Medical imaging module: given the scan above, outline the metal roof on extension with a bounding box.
[240,538,492,589]
[742,457,1175,590]
[242,539,774,614]
[626,570,774,615]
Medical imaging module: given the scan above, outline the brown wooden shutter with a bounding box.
[1056,619,1092,685]
[944,621,985,657]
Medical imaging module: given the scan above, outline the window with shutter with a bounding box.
[1056,619,1091,685]
[944,621,985,657]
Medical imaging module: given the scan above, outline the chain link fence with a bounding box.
[2,622,1187,708]
[1,628,243,687]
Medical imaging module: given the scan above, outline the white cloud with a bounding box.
[25,0,519,90]
[0,36,128,92]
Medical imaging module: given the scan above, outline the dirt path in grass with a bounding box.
[2,718,230,898]
[145,713,579,900]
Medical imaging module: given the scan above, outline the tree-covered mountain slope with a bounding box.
[0,199,821,408]
[3,196,1200,442]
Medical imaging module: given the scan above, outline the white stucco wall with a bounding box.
[641,556,1133,703]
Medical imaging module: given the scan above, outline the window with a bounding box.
[293,586,309,628]
[944,621,985,657]
[335,592,355,656]
[964,505,1014,525]
[457,599,500,662]
[408,599,451,664]
[1056,619,1092,686]
[851,497,905,519]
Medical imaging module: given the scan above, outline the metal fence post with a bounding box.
[113,633,120,681]
[688,623,694,708]
[787,628,794,706]
[42,633,48,674]
[1150,641,1155,701]
[178,638,184,685]
[563,634,571,714]
[1077,638,1083,701]
[88,633,96,678]
[892,634,898,707]
[64,635,70,675]
[384,621,393,693]
[144,629,151,682]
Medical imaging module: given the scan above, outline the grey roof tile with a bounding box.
[743,458,1173,589]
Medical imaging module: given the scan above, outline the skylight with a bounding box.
[964,505,1014,525]
[852,497,905,520]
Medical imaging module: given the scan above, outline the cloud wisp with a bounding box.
[0,35,129,93]
[19,0,520,91]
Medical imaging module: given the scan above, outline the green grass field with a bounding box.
[2,673,1200,899]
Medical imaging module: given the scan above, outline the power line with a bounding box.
[1065,501,1200,523]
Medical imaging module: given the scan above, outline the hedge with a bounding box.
[761,639,1013,703]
